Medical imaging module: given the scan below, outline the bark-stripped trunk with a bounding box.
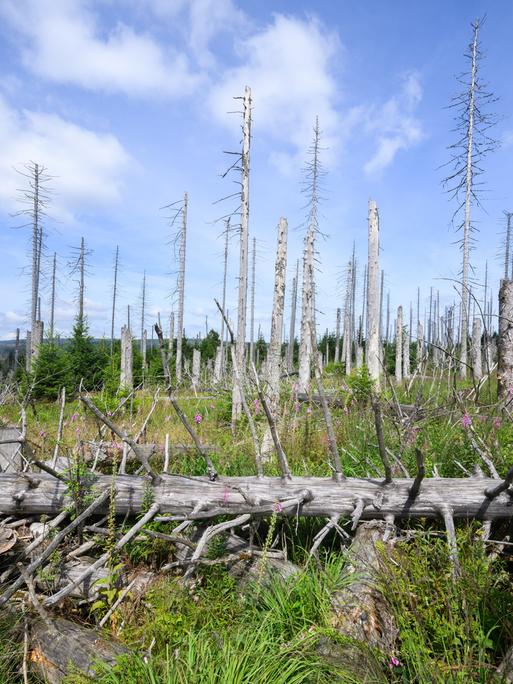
[192,349,201,391]
[262,217,288,456]
[176,192,188,384]
[403,323,410,380]
[505,212,513,280]
[298,226,315,392]
[168,312,174,360]
[120,325,133,391]
[366,200,380,387]
[78,237,85,323]
[249,236,256,367]
[471,317,482,380]
[322,521,397,679]
[395,306,403,384]
[31,321,44,367]
[110,246,119,354]
[219,220,229,379]
[232,86,251,421]
[334,308,341,364]
[417,322,424,370]
[498,279,513,399]
[140,272,147,380]
[286,260,299,374]
[49,252,57,339]
[2,472,513,520]
[460,23,479,379]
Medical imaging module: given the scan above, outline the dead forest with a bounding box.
[2,17,513,684]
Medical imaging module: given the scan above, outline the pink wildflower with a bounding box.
[294,402,300,413]
[306,406,312,415]
[194,413,202,424]
[493,417,502,430]
[253,398,261,415]
[107,410,113,417]
[389,656,400,668]
[275,501,283,513]
[71,412,78,423]
[39,430,46,439]
[461,413,472,429]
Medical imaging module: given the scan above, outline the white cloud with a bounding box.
[0,0,200,97]
[208,14,342,162]
[0,96,132,218]
[364,72,424,175]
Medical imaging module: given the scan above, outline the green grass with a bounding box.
[2,366,513,682]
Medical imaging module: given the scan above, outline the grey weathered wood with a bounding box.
[0,472,512,520]
[366,200,380,387]
[0,427,23,472]
[120,325,133,390]
[498,279,513,399]
[30,616,127,683]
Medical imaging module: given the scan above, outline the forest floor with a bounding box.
[1,365,513,683]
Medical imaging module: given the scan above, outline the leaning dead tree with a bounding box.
[298,117,323,393]
[366,199,380,387]
[443,18,498,379]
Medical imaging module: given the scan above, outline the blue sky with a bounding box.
[0,0,512,341]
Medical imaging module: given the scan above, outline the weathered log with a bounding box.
[320,520,397,679]
[0,472,512,520]
[30,616,127,684]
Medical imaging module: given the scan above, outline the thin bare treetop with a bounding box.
[68,237,92,323]
[442,17,499,378]
[12,162,53,335]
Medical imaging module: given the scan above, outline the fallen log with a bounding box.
[0,472,512,520]
[30,616,127,684]
[320,520,397,679]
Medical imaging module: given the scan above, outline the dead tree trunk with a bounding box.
[395,306,403,384]
[322,521,397,679]
[232,86,252,421]
[120,325,133,391]
[2,471,513,521]
[192,349,201,391]
[262,217,288,456]
[286,260,299,374]
[498,279,513,399]
[471,316,482,380]
[110,246,119,354]
[334,308,341,364]
[249,235,256,367]
[49,252,57,339]
[176,192,188,384]
[366,200,380,387]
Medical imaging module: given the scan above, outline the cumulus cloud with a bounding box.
[208,14,342,164]
[0,96,132,218]
[364,72,425,175]
[0,0,200,97]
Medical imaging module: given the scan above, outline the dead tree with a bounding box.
[443,18,498,378]
[367,200,380,387]
[334,308,341,364]
[232,86,252,421]
[298,118,322,393]
[286,260,299,374]
[262,218,288,457]
[471,317,482,380]
[249,236,256,367]
[140,272,147,378]
[110,245,119,354]
[498,279,513,399]
[176,193,188,384]
[395,306,403,384]
[219,219,230,379]
[13,162,51,369]
[120,325,133,391]
[49,252,57,339]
